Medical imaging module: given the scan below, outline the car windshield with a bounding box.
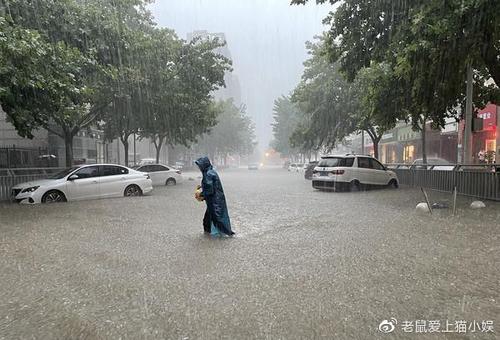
[48,167,80,179]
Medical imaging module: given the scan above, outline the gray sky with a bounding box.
[149,0,332,150]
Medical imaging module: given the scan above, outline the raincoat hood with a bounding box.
[195,156,212,172]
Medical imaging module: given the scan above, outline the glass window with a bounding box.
[357,157,371,169]
[74,166,99,179]
[101,165,128,176]
[344,158,354,167]
[151,165,168,172]
[370,159,385,170]
[138,165,151,172]
[50,167,80,179]
[318,157,354,167]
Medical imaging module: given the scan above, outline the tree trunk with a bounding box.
[365,128,380,159]
[153,136,164,164]
[121,139,129,167]
[421,119,427,165]
[64,135,74,167]
[373,139,379,159]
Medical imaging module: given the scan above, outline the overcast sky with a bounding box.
[149,0,332,150]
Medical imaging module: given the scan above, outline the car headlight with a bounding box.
[21,186,40,193]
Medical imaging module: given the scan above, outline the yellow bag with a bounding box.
[194,185,204,202]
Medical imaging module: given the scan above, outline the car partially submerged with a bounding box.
[134,164,183,186]
[11,164,153,204]
[312,154,399,191]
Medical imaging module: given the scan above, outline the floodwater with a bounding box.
[0,168,498,339]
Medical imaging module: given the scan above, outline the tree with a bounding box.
[292,0,500,86]
[270,96,301,158]
[292,0,500,162]
[0,0,158,166]
[350,64,405,158]
[138,34,232,164]
[290,40,357,153]
[194,99,256,165]
[86,0,160,166]
[289,38,403,158]
[0,17,107,166]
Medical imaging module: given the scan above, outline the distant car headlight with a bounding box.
[21,186,40,193]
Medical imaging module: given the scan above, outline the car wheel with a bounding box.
[124,185,142,197]
[41,190,67,203]
[166,178,177,186]
[388,179,399,189]
[350,180,361,192]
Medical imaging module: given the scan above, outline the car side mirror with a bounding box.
[68,174,79,181]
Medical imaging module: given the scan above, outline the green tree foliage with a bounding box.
[350,64,404,158]
[0,0,231,166]
[0,15,107,166]
[138,35,231,164]
[289,39,400,158]
[292,0,500,162]
[291,40,357,152]
[292,0,500,88]
[194,99,256,165]
[270,96,302,158]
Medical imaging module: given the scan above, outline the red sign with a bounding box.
[477,104,497,131]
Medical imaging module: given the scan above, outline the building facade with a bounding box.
[0,107,113,168]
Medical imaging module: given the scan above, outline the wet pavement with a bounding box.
[0,168,499,339]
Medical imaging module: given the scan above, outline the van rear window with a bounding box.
[318,157,354,167]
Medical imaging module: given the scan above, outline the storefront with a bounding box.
[394,124,443,163]
[379,131,399,163]
[473,104,497,162]
[439,118,459,163]
[397,126,420,163]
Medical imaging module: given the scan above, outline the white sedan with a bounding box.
[134,164,183,186]
[11,164,153,204]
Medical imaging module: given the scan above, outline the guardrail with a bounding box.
[0,168,64,202]
[386,163,500,201]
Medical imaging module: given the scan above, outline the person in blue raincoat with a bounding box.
[195,157,235,236]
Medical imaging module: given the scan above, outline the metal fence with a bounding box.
[0,146,59,168]
[387,164,500,201]
[0,168,64,202]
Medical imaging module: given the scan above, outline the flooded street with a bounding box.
[0,168,498,339]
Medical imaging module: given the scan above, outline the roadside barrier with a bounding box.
[386,164,500,201]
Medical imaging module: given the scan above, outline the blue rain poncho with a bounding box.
[195,157,234,236]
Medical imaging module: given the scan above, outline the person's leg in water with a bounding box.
[212,219,235,236]
[203,208,211,233]
[210,222,222,236]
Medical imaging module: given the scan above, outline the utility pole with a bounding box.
[133,133,137,166]
[496,105,500,163]
[463,64,473,164]
[116,139,120,165]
